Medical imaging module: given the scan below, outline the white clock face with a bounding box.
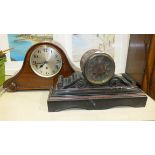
[30,45,62,78]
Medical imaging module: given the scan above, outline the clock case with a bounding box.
[3,42,75,91]
[47,49,147,112]
[47,72,147,112]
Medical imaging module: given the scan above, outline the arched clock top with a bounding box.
[3,42,75,91]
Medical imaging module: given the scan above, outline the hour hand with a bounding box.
[39,61,48,68]
[39,64,44,68]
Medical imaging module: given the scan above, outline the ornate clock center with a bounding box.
[80,49,115,85]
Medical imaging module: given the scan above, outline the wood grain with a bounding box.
[126,34,153,85]
[3,42,75,91]
[142,35,155,99]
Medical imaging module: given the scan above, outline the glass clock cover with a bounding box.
[30,45,62,78]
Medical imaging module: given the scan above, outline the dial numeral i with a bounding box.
[55,65,59,70]
[44,48,48,52]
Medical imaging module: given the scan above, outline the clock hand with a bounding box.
[34,62,44,65]
[39,61,48,68]
[39,64,44,68]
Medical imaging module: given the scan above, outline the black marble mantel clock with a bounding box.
[47,49,147,112]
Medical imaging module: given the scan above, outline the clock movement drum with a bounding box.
[80,49,115,85]
[3,42,75,91]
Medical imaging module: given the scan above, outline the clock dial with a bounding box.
[30,45,62,78]
[81,50,115,85]
[85,55,115,84]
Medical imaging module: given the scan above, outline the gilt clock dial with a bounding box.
[30,45,62,78]
[80,49,115,85]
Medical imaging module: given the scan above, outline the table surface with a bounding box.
[0,86,155,120]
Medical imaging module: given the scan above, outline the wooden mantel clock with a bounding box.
[3,42,75,91]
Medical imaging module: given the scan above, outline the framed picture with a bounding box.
[72,34,115,62]
[0,34,54,75]
[72,34,130,73]
[8,34,53,61]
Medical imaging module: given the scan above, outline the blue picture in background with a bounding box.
[8,34,53,61]
[8,34,33,61]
